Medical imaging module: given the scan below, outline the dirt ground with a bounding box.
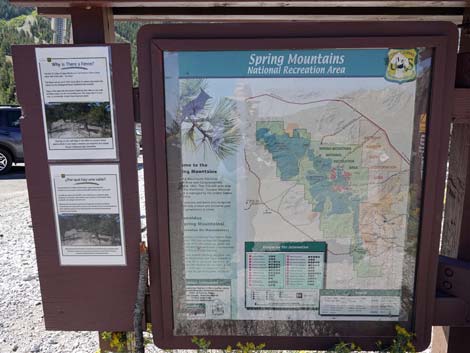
[0,164,99,353]
[0,158,162,353]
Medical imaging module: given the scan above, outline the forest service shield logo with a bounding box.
[385,49,417,83]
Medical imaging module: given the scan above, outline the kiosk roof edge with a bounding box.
[9,0,470,8]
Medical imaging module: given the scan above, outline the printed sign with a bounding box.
[183,280,232,320]
[50,164,126,265]
[36,47,117,160]
[163,47,432,335]
[246,242,326,310]
[319,289,401,317]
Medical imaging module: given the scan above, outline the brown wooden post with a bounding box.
[438,8,470,353]
[70,6,115,44]
[69,6,135,353]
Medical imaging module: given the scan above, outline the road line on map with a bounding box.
[245,93,411,165]
[244,148,361,256]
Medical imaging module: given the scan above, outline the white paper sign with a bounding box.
[50,164,126,266]
[36,47,117,160]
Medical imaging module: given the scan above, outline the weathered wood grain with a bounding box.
[434,7,470,353]
[441,122,470,258]
[453,89,470,122]
[9,0,470,8]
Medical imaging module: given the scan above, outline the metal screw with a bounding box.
[445,267,454,277]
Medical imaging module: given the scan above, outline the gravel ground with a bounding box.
[0,158,435,353]
[0,157,154,353]
[0,164,99,353]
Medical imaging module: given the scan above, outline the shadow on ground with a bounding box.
[0,165,26,180]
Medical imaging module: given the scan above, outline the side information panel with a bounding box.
[36,47,117,160]
[13,43,139,331]
[50,164,126,266]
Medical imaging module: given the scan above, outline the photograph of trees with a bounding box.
[45,102,112,139]
[58,214,121,246]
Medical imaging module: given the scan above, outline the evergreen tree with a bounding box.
[0,0,31,20]
[0,3,145,104]
[0,10,53,104]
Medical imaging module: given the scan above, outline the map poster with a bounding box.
[164,48,432,336]
[36,47,117,160]
[50,164,126,266]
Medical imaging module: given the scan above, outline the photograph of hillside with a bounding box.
[45,102,112,139]
[58,214,121,246]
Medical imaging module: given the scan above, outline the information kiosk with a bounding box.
[137,22,457,350]
[9,1,470,351]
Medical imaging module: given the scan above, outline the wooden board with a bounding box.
[11,44,141,331]
[8,0,470,8]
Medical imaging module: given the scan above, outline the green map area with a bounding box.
[256,121,383,277]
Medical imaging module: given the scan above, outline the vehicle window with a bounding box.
[6,110,21,128]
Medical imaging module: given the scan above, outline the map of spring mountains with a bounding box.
[240,78,416,298]
[167,49,427,331]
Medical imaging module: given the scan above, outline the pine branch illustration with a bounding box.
[179,79,208,107]
[176,84,241,160]
[183,125,198,151]
[206,98,241,160]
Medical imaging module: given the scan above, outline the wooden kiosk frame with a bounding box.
[137,22,457,351]
[8,0,470,352]
[11,43,141,330]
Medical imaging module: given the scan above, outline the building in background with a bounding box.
[51,18,67,44]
